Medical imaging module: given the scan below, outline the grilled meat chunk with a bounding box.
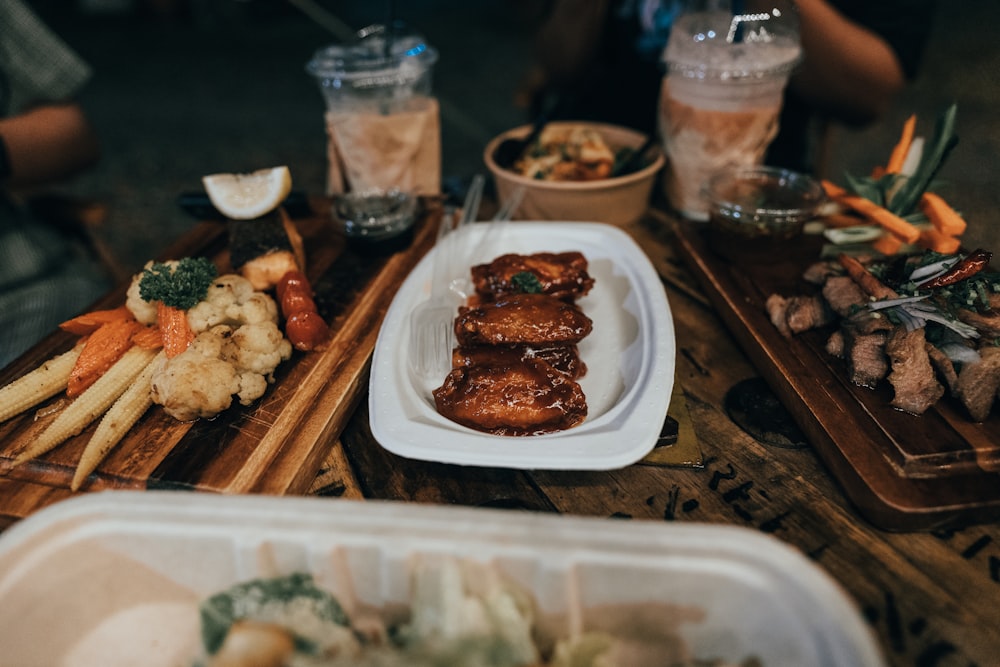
[454,293,593,347]
[822,275,869,317]
[926,344,960,394]
[802,260,844,285]
[471,251,595,302]
[825,330,845,358]
[844,328,889,388]
[956,307,1000,338]
[433,357,587,436]
[885,327,945,415]
[955,346,1000,422]
[765,294,834,337]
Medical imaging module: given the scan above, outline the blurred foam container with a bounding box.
[0,491,885,666]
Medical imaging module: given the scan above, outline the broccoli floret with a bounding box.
[139,257,218,310]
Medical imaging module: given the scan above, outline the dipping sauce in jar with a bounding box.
[704,166,825,262]
[334,188,417,255]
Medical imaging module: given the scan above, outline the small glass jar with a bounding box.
[704,166,824,262]
[333,188,417,255]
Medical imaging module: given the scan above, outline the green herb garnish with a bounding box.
[888,103,959,216]
[837,103,959,220]
[511,271,543,294]
[139,256,218,310]
[199,573,349,655]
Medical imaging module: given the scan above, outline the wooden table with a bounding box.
[2,201,998,667]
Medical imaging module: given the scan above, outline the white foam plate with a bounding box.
[369,221,676,469]
[0,492,885,667]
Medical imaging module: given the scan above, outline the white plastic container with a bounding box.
[0,492,885,666]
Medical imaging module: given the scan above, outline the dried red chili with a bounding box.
[919,249,993,289]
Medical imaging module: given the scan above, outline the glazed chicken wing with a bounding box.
[433,357,587,436]
[471,251,595,302]
[452,343,586,380]
[454,293,593,347]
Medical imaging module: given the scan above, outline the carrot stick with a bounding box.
[60,305,134,336]
[919,192,967,236]
[872,232,904,256]
[66,319,141,398]
[822,212,867,229]
[131,325,164,350]
[918,226,962,254]
[837,254,899,300]
[157,302,194,358]
[821,180,848,199]
[821,180,921,244]
[886,114,917,174]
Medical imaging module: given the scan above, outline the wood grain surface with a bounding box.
[0,198,442,497]
[672,220,1000,531]
[3,205,1000,667]
[326,210,1000,667]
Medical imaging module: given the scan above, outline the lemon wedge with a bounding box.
[202,166,293,220]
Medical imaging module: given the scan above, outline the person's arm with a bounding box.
[0,102,100,190]
[790,0,907,125]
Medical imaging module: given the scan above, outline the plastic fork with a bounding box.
[409,206,458,379]
[451,185,525,300]
[409,176,486,380]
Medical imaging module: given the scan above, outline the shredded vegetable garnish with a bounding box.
[909,256,959,283]
[863,247,997,340]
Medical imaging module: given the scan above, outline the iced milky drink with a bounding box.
[659,76,784,219]
[307,32,441,198]
[324,97,441,196]
[659,9,801,220]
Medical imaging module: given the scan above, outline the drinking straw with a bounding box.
[730,0,746,43]
[384,0,395,57]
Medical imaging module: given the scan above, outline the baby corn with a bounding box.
[0,346,83,423]
[71,351,164,491]
[13,346,158,467]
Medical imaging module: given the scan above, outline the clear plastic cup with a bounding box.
[658,1,801,220]
[306,27,441,198]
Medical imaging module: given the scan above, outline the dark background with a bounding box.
[28,0,1000,274]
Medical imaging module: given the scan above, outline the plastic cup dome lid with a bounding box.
[306,27,438,83]
[663,5,802,80]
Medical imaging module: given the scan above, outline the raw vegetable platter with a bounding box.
[0,200,440,512]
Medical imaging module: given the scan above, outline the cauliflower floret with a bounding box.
[151,320,292,420]
[236,372,268,406]
[187,274,279,334]
[150,332,242,422]
[124,260,163,325]
[227,321,292,377]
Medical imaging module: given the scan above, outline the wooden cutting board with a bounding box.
[0,198,441,498]
[673,220,1000,531]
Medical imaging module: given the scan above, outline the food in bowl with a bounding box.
[196,559,764,666]
[704,166,825,262]
[484,122,665,226]
[514,125,617,181]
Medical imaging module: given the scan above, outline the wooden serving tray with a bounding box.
[0,199,441,505]
[673,220,1000,531]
